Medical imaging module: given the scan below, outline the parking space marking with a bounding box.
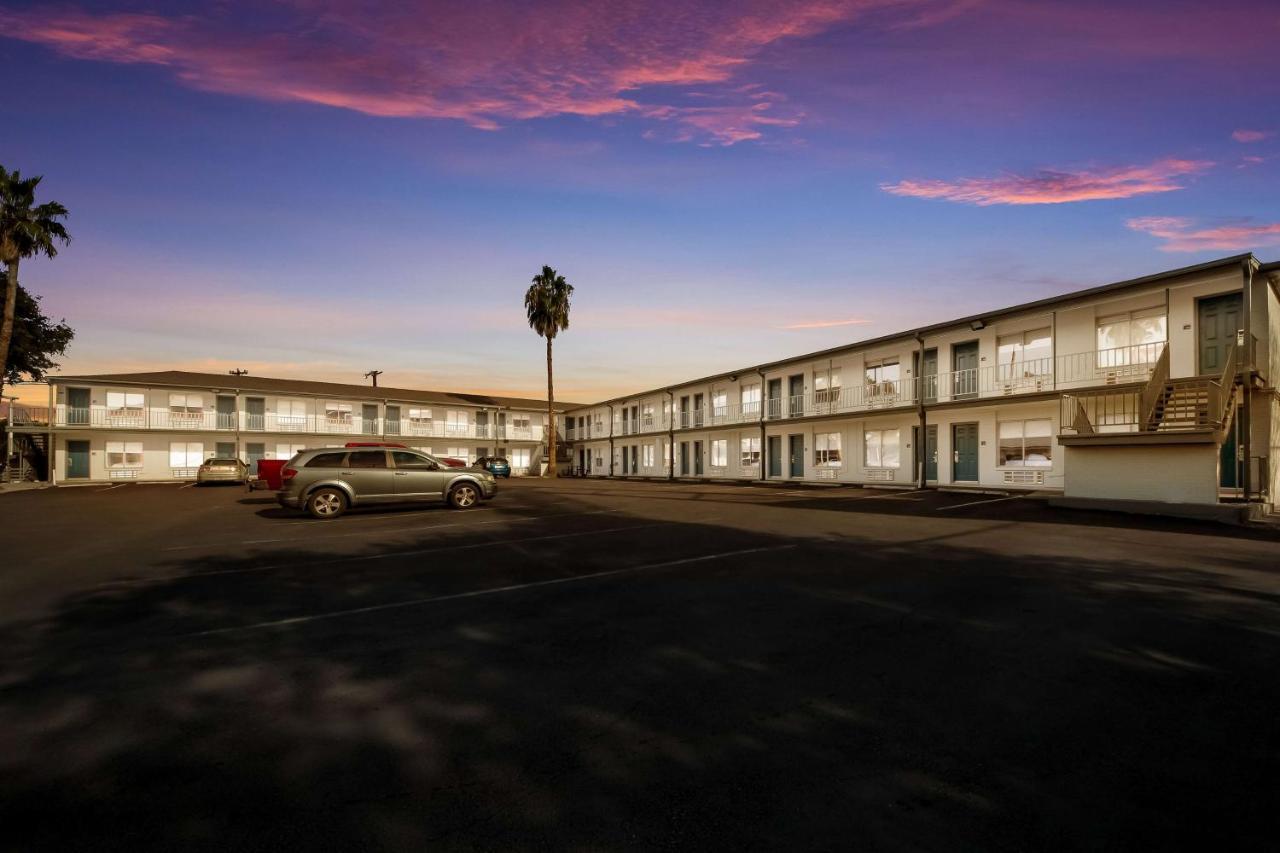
[184,543,796,637]
[113,521,678,587]
[936,494,1023,511]
[96,484,127,492]
[180,482,197,489]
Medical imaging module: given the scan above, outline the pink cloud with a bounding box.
[1126,216,1280,252]
[0,1,959,145]
[782,317,872,329]
[1232,129,1273,143]
[881,158,1213,205]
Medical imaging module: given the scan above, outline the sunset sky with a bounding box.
[3,0,1278,405]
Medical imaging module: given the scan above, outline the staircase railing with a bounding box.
[1211,343,1239,441]
[1139,345,1171,430]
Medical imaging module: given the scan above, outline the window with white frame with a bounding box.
[510,448,530,469]
[741,436,761,467]
[446,410,470,435]
[169,442,206,468]
[814,369,842,404]
[997,328,1053,379]
[663,440,671,468]
[711,390,728,418]
[443,446,469,463]
[710,439,728,468]
[277,399,307,427]
[107,441,143,468]
[1097,308,1166,368]
[642,403,655,428]
[815,432,842,467]
[106,391,144,422]
[275,443,306,460]
[407,407,432,433]
[998,419,1053,467]
[741,383,761,415]
[643,444,655,467]
[168,393,203,418]
[864,428,900,467]
[594,450,604,469]
[864,361,900,395]
[324,401,353,425]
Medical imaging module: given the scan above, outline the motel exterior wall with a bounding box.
[564,256,1278,504]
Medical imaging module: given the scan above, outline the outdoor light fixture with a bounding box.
[970,319,986,331]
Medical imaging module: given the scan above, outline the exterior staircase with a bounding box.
[6,433,48,482]
[1146,383,1215,432]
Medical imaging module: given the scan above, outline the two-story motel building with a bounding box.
[8,372,570,483]
[563,254,1280,511]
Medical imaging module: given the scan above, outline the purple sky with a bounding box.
[3,0,1278,404]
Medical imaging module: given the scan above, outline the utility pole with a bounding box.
[364,370,383,388]
[228,368,249,377]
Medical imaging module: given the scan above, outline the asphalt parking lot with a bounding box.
[1,478,1278,850]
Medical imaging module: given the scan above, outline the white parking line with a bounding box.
[180,482,197,489]
[936,494,1023,511]
[96,484,127,492]
[184,543,796,637]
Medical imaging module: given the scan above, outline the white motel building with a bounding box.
[562,254,1280,514]
[7,372,568,482]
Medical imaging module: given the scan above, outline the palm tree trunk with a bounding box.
[0,258,19,402]
[546,336,556,478]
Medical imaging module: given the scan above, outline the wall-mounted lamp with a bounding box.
[969,319,986,331]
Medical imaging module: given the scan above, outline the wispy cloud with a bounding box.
[1232,129,1273,143]
[1126,216,1280,252]
[0,1,963,145]
[881,157,1213,205]
[781,317,873,329]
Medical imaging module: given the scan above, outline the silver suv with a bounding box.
[277,447,497,519]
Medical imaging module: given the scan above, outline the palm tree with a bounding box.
[1,167,70,401]
[525,265,573,477]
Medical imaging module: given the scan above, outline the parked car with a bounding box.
[249,458,287,491]
[439,457,467,468]
[277,447,497,519]
[344,442,408,448]
[476,456,512,478]
[196,457,249,485]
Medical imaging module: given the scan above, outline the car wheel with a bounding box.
[449,482,480,509]
[307,487,348,519]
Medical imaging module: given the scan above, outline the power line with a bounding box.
[364,370,383,387]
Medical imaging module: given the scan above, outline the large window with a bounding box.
[324,401,353,425]
[864,428,900,468]
[741,437,761,467]
[107,441,143,468]
[710,439,728,467]
[815,432,842,467]
[997,328,1053,378]
[711,390,728,418]
[277,399,307,428]
[407,407,432,433]
[106,391,144,423]
[447,410,470,436]
[169,442,205,468]
[741,383,761,415]
[642,403,655,428]
[510,448,530,469]
[442,446,469,463]
[814,370,842,405]
[1097,308,1166,367]
[643,444,655,467]
[998,419,1053,467]
[168,393,203,422]
[864,361,900,395]
[275,443,306,460]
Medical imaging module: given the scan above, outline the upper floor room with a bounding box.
[10,371,573,443]
[563,254,1278,439]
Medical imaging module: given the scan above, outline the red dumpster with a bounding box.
[252,458,287,491]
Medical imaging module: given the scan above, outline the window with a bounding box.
[168,442,205,468]
[741,437,761,467]
[407,407,433,433]
[275,443,306,459]
[106,392,144,422]
[391,450,435,469]
[1097,308,1166,367]
[711,390,728,418]
[663,441,671,468]
[107,441,143,468]
[277,399,307,427]
[710,439,728,467]
[643,444,655,467]
[169,393,203,418]
[306,451,349,468]
[594,450,604,469]
[346,450,387,468]
[815,432,842,467]
[442,446,469,463]
[998,420,1053,467]
[864,429,900,468]
[642,403,655,428]
[814,369,842,404]
[741,383,761,415]
[510,448,530,469]
[997,328,1052,378]
[215,442,236,459]
[446,410,470,435]
[324,402,353,424]
[864,361,900,395]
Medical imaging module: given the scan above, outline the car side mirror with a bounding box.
[428,462,440,471]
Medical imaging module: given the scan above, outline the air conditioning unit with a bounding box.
[816,469,837,480]
[1103,371,1120,386]
[865,468,894,482]
[1002,470,1044,486]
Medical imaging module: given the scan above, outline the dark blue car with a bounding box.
[476,456,511,478]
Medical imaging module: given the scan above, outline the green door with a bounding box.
[1220,413,1240,488]
[216,395,236,429]
[693,441,703,475]
[921,349,938,403]
[768,435,782,477]
[952,423,978,481]
[1198,293,1242,374]
[66,440,91,479]
[925,425,938,481]
[788,434,804,477]
[953,342,979,399]
[67,387,91,425]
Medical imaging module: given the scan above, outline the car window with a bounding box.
[347,450,388,469]
[391,451,436,470]
[305,452,348,468]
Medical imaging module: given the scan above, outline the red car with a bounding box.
[439,457,467,468]
[344,441,408,448]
